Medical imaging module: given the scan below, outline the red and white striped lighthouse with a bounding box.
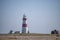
[22,14,28,33]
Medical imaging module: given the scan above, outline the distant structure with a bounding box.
[51,29,59,34]
[22,14,28,33]
[9,30,13,34]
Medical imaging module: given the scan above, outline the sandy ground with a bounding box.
[0,34,60,40]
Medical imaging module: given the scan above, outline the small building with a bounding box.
[51,29,59,34]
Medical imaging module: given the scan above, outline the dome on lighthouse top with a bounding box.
[23,14,27,20]
[23,14,26,18]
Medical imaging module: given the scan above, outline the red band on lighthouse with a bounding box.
[23,18,26,20]
[22,24,27,27]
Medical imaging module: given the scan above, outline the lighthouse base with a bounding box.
[22,27,28,33]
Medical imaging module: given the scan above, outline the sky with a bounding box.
[0,0,60,34]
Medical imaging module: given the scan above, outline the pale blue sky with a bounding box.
[0,0,60,34]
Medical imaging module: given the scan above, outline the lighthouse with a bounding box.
[22,14,28,33]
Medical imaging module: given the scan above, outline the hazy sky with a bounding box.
[0,0,60,34]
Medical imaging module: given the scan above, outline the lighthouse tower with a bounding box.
[22,14,28,33]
